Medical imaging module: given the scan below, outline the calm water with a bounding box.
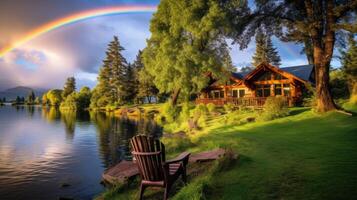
[0,105,162,200]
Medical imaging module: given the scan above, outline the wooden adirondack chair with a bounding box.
[131,135,190,200]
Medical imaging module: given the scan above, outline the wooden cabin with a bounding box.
[196,63,315,107]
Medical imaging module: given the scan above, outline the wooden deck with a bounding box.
[102,148,235,184]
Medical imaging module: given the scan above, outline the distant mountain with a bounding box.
[0,86,48,101]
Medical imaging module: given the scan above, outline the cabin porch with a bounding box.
[195,96,295,107]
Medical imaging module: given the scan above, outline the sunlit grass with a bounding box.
[99,105,357,199]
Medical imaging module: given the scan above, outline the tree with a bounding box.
[240,65,254,73]
[91,36,128,107]
[26,90,36,104]
[252,31,281,67]
[340,36,357,96]
[46,89,63,106]
[34,97,41,104]
[123,63,138,103]
[62,77,76,98]
[143,0,232,105]
[77,87,91,110]
[224,0,357,112]
[132,50,159,104]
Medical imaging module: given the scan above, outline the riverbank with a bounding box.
[97,103,357,199]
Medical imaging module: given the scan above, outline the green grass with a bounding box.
[100,106,357,200]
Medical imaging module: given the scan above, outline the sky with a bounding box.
[0,0,340,91]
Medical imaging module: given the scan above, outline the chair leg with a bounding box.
[139,183,146,200]
[163,185,171,200]
[182,169,187,184]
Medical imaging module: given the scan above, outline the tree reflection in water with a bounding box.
[90,112,162,167]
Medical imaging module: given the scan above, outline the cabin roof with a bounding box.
[233,64,314,82]
[231,71,250,80]
[280,64,314,82]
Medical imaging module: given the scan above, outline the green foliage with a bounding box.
[340,36,357,95]
[26,90,36,104]
[142,0,232,101]
[91,36,128,107]
[261,96,289,120]
[62,77,76,98]
[252,30,281,67]
[60,93,78,110]
[44,89,63,106]
[223,103,235,113]
[206,103,216,113]
[34,97,41,104]
[157,101,180,124]
[60,87,92,111]
[330,69,349,99]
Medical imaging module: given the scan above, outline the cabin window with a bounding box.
[274,84,282,95]
[212,90,224,98]
[220,91,225,98]
[258,71,272,81]
[283,84,291,96]
[263,84,271,97]
[256,85,271,97]
[239,89,245,98]
[232,89,245,98]
[232,90,238,98]
[275,74,282,80]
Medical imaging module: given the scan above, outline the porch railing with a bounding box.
[195,97,293,107]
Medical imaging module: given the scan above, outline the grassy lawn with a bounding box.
[100,106,357,200]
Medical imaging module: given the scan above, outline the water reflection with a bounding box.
[0,106,162,199]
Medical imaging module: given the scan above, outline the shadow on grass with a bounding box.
[289,107,311,116]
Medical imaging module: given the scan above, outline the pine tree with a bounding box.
[62,77,76,98]
[341,36,357,96]
[26,90,36,104]
[109,36,127,104]
[123,63,138,103]
[252,31,281,67]
[91,36,128,107]
[135,50,158,104]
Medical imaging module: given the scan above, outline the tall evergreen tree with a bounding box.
[252,31,281,67]
[91,36,128,107]
[123,63,138,103]
[340,36,357,95]
[109,36,127,103]
[26,90,36,103]
[62,77,76,98]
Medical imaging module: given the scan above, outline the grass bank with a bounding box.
[99,104,357,200]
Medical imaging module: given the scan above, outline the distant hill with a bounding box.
[0,86,48,101]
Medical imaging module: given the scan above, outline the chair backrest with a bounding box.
[131,135,166,181]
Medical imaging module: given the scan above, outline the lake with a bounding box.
[0,105,162,199]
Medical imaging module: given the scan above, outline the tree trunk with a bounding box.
[313,47,337,112]
[147,96,152,104]
[171,89,181,105]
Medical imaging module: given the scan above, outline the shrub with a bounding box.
[261,96,289,121]
[223,103,235,113]
[206,103,216,113]
[158,101,180,124]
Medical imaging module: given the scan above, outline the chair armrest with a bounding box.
[165,152,190,165]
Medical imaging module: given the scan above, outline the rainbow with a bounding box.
[0,5,157,57]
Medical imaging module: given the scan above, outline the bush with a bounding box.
[261,96,289,121]
[223,103,235,113]
[206,103,216,113]
[158,101,180,124]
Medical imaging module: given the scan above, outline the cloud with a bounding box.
[0,12,152,89]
